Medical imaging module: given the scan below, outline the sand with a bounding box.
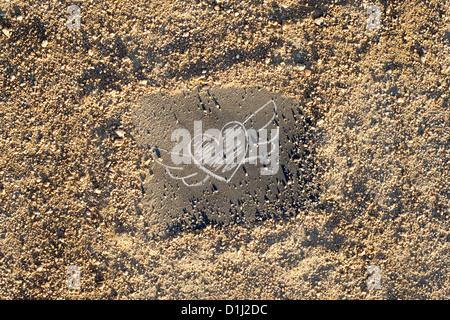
[0,0,448,299]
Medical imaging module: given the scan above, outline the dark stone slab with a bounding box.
[132,86,318,238]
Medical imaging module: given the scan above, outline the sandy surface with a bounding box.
[0,0,449,299]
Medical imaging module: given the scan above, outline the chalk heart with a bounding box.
[190,121,248,183]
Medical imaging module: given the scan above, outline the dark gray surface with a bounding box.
[132,87,319,237]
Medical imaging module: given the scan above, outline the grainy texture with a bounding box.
[0,0,448,299]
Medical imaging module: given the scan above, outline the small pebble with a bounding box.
[304,69,312,76]
[314,17,325,26]
[115,129,126,138]
[397,97,405,104]
[41,40,48,48]
[2,29,11,38]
